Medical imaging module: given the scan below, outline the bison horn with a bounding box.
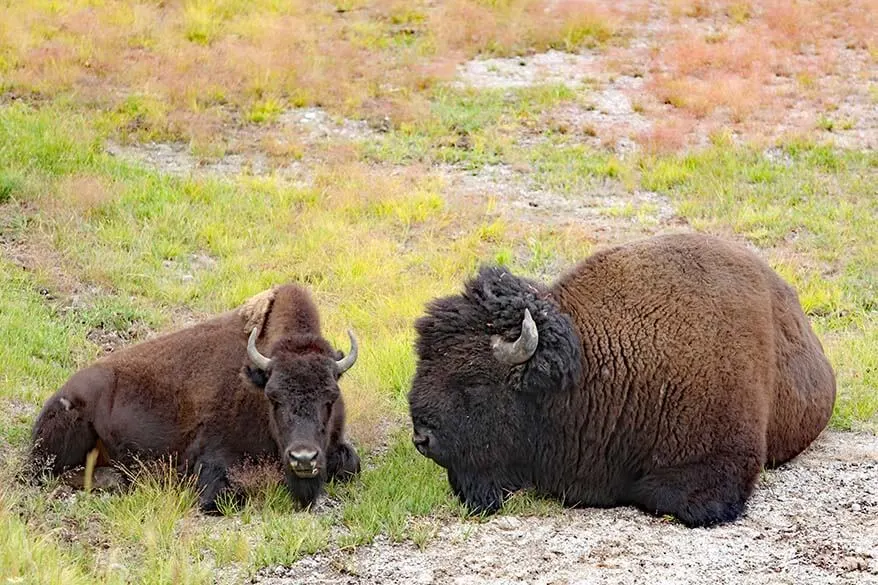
[492,308,539,365]
[247,327,273,371]
[335,330,359,374]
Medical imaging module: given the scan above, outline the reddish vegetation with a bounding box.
[638,0,877,149]
[1,0,874,150]
[1,1,624,138]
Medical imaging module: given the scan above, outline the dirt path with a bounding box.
[258,431,877,585]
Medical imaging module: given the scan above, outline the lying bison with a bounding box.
[409,233,836,527]
[28,284,361,511]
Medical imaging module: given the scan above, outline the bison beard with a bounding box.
[408,233,836,527]
[286,472,323,508]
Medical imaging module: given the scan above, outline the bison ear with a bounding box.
[244,365,270,389]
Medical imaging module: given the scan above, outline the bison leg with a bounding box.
[325,441,360,483]
[447,468,506,515]
[192,460,236,514]
[28,395,98,480]
[627,453,761,527]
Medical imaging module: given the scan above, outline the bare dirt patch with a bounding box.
[441,163,684,243]
[102,119,678,245]
[105,140,273,178]
[105,107,379,180]
[540,77,653,156]
[454,50,599,90]
[257,431,878,585]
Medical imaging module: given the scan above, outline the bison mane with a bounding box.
[416,265,582,395]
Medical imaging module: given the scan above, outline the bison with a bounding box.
[408,233,836,527]
[28,284,361,511]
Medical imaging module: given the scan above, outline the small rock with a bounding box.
[841,556,869,572]
[495,516,522,531]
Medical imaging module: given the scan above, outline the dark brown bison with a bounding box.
[408,233,836,527]
[28,284,361,511]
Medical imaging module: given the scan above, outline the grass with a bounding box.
[362,84,579,168]
[1,0,876,582]
[1,489,95,585]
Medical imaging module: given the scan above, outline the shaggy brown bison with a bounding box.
[28,284,361,511]
[408,233,836,527]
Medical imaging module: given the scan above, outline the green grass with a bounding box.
[362,84,578,168]
[526,142,625,193]
[335,432,463,547]
[1,490,95,585]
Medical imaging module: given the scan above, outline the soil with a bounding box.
[257,431,878,585]
[439,162,682,242]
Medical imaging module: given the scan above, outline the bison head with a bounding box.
[408,266,582,514]
[244,328,357,507]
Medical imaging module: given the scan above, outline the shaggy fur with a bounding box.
[28,284,360,511]
[408,233,836,527]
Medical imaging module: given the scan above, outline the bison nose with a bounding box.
[288,448,319,466]
[412,431,432,456]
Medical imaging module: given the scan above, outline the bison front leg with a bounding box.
[448,468,506,515]
[627,452,762,527]
[191,459,237,514]
[325,441,360,483]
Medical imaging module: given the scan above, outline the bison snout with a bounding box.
[412,430,434,457]
[287,447,321,477]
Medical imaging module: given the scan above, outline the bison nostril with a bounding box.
[288,449,319,465]
[412,431,432,455]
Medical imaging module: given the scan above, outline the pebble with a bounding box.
[494,516,522,531]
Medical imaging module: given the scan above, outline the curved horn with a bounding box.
[492,308,539,365]
[335,330,358,374]
[247,327,273,371]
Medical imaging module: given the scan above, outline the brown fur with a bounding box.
[28,284,360,511]
[408,233,836,526]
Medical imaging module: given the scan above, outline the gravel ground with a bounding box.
[257,431,878,585]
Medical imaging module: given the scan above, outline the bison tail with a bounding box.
[26,394,99,482]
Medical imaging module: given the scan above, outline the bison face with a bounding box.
[408,266,582,515]
[245,329,357,507]
[409,367,529,514]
